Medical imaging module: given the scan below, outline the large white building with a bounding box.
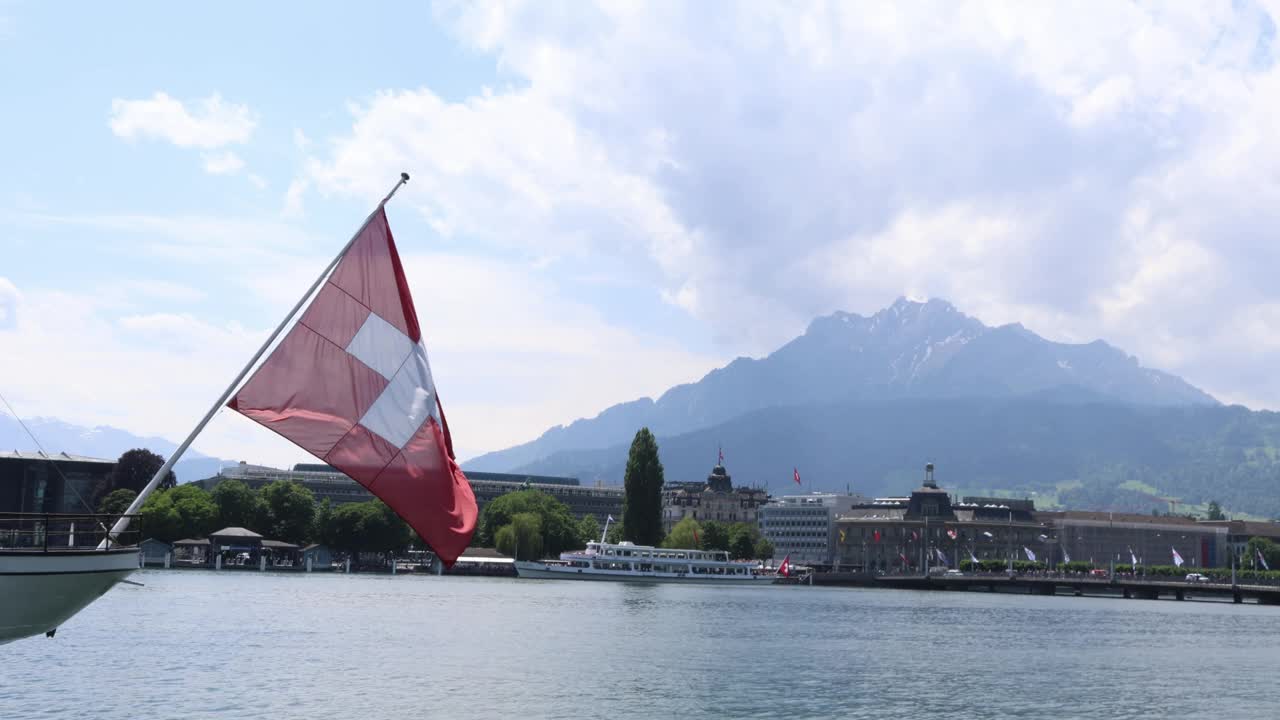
[759,493,867,567]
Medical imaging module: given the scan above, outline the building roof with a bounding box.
[173,538,210,546]
[1037,511,1203,526]
[260,539,300,550]
[1200,520,1280,538]
[210,527,263,538]
[0,450,114,464]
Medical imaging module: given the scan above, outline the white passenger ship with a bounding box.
[514,540,775,584]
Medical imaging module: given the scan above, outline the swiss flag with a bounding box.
[778,554,792,578]
[228,208,477,565]
[793,467,801,485]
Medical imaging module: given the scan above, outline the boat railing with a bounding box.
[0,512,141,552]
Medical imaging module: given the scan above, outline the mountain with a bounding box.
[466,297,1217,472]
[508,398,1280,516]
[0,414,229,484]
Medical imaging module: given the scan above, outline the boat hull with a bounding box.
[0,549,140,644]
[515,561,776,585]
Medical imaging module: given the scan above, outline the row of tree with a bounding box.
[103,478,413,555]
[664,517,775,560]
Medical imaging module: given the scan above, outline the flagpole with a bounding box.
[106,173,412,542]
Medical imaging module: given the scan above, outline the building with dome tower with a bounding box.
[661,460,769,534]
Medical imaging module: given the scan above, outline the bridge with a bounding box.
[810,571,1280,604]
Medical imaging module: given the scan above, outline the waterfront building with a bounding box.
[660,462,769,533]
[1198,519,1280,565]
[0,451,114,515]
[834,465,1044,572]
[759,493,867,566]
[197,462,622,521]
[1038,511,1226,569]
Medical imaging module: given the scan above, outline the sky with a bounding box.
[2,1,1280,469]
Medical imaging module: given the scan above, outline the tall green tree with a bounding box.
[259,480,316,542]
[754,538,775,561]
[478,489,581,555]
[1206,501,1226,521]
[577,514,602,546]
[496,513,543,560]
[727,522,761,560]
[701,520,732,551]
[97,488,137,516]
[623,427,665,546]
[98,448,176,500]
[662,517,701,549]
[138,485,218,543]
[210,479,266,531]
[325,500,410,555]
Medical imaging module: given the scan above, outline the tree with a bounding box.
[478,489,580,556]
[313,498,334,546]
[701,520,732,551]
[211,480,266,531]
[623,427,665,546]
[754,538,775,561]
[1206,501,1226,521]
[99,448,176,499]
[259,480,316,542]
[98,488,137,516]
[663,517,701,549]
[1246,537,1280,570]
[138,485,218,543]
[728,522,759,560]
[577,514,602,546]
[496,513,543,560]
[324,500,411,555]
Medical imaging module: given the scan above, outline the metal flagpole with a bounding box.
[106,173,412,542]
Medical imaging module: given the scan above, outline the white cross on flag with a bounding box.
[228,208,477,565]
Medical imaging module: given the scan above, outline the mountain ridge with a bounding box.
[466,297,1217,472]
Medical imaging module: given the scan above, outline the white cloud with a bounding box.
[248,173,267,190]
[282,178,308,219]
[201,150,245,175]
[303,1,1280,411]
[293,128,311,151]
[0,276,20,330]
[109,92,256,149]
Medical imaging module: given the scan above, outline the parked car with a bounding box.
[1185,573,1209,583]
[945,569,964,576]
[1090,568,1109,577]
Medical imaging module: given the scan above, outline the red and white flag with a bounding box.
[1171,547,1184,567]
[228,208,477,565]
[793,467,801,485]
[778,554,792,578]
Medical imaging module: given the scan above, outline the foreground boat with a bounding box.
[515,540,776,584]
[0,513,139,644]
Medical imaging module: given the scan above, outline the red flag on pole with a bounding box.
[793,467,801,485]
[228,208,477,566]
[718,446,724,465]
[778,554,792,578]
[693,527,700,547]
[873,529,881,543]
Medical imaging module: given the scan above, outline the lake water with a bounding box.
[4,570,1280,719]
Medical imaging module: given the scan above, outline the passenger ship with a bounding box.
[514,540,775,584]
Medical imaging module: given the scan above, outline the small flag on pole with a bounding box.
[718,446,724,465]
[1172,547,1184,567]
[839,528,847,543]
[911,530,919,541]
[607,514,615,523]
[982,531,994,538]
[1129,547,1138,566]
[946,529,957,540]
[936,548,949,566]
[873,530,881,543]
[693,527,700,547]
[1063,549,1071,563]
[1259,549,1271,571]
[970,550,980,564]
[1023,546,1037,562]
[899,552,910,565]
[778,554,792,578]
[793,467,802,486]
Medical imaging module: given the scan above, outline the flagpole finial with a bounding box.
[401,172,410,182]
